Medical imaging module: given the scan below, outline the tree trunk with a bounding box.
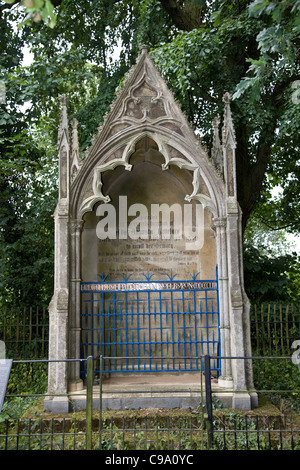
[159,0,206,30]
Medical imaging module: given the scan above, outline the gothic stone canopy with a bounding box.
[45,45,256,414]
[69,46,237,220]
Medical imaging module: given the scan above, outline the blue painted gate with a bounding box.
[80,269,220,377]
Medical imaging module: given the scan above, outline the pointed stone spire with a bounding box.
[222,92,237,198]
[58,94,69,147]
[222,92,236,149]
[70,118,81,180]
[211,116,223,169]
[57,94,70,201]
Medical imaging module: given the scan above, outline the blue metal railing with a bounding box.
[80,268,220,377]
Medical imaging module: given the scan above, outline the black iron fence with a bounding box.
[0,306,48,358]
[1,355,300,451]
[251,303,300,355]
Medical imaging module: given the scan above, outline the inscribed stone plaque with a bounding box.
[81,280,217,292]
[0,359,13,412]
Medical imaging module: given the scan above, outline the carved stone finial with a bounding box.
[211,116,223,168]
[71,118,80,151]
[71,117,79,130]
[59,94,68,106]
[222,92,236,148]
[70,118,81,180]
[58,94,69,146]
[212,116,220,135]
[140,44,150,54]
[222,92,232,105]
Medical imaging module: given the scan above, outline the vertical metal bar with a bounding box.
[194,288,199,370]
[142,301,146,370]
[267,303,271,351]
[286,304,290,353]
[90,292,93,361]
[29,306,32,344]
[73,417,76,450]
[101,292,105,360]
[205,290,209,356]
[5,419,9,450]
[96,301,99,368]
[39,418,43,450]
[36,307,39,355]
[182,289,187,370]
[2,307,6,344]
[200,357,204,450]
[256,415,260,449]
[145,416,148,451]
[261,304,266,355]
[16,310,19,356]
[291,303,296,334]
[16,419,19,450]
[280,304,284,355]
[170,294,175,371]
[133,416,137,450]
[267,418,271,450]
[28,418,31,450]
[233,415,237,450]
[113,293,117,372]
[278,415,283,450]
[137,291,140,372]
[125,292,129,371]
[86,355,93,450]
[122,416,125,450]
[62,417,65,450]
[99,355,103,450]
[42,308,45,357]
[22,307,26,356]
[254,305,259,352]
[159,292,163,371]
[148,290,152,371]
[204,354,213,448]
[216,267,221,376]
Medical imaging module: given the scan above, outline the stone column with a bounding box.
[45,95,71,413]
[213,216,233,388]
[45,202,70,413]
[226,199,252,410]
[221,92,253,410]
[69,218,84,391]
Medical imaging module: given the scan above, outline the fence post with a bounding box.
[86,356,93,450]
[204,354,213,448]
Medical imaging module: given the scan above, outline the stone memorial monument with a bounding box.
[45,46,257,413]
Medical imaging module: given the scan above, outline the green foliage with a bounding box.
[10,0,58,29]
[244,244,300,302]
[253,355,300,412]
[7,362,48,396]
[0,397,37,421]
[233,0,300,99]
[0,133,57,307]
[0,361,48,422]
